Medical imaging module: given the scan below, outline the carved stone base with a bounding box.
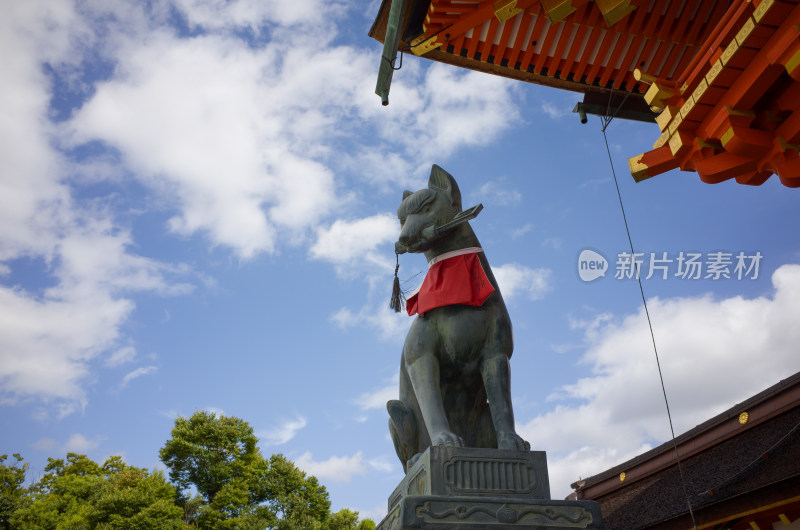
[377,447,603,529]
[379,495,603,529]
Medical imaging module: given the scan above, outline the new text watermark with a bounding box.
[578,250,762,282]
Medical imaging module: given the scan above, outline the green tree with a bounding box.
[358,519,377,530]
[329,508,376,530]
[10,453,183,529]
[264,454,329,529]
[0,454,28,530]
[160,411,335,529]
[159,411,263,504]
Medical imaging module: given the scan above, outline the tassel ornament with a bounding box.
[390,252,405,312]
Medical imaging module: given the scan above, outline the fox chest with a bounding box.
[403,302,512,372]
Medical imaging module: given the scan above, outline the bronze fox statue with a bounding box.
[389,164,529,472]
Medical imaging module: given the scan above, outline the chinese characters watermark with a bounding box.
[579,250,762,282]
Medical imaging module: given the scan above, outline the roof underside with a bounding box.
[370,0,726,103]
[371,0,800,187]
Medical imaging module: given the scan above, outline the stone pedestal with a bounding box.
[376,447,603,529]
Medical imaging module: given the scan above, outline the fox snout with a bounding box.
[397,215,437,253]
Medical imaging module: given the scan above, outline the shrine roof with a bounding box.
[370,0,800,187]
[369,0,728,107]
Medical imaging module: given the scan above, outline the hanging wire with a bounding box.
[599,90,698,530]
[383,50,404,71]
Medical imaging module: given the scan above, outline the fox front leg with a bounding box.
[481,354,530,451]
[406,355,465,448]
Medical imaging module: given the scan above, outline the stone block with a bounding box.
[377,447,603,529]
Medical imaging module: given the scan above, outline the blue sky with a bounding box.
[2,0,800,521]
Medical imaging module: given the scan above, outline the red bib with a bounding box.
[406,250,495,316]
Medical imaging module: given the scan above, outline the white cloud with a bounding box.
[158,409,180,420]
[471,180,522,206]
[204,407,226,417]
[373,64,520,163]
[310,214,398,274]
[549,343,578,354]
[366,456,395,473]
[0,224,188,412]
[493,263,552,300]
[331,305,410,339]
[63,433,99,453]
[259,416,307,446]
[33,438,57,451]
[518,264,800,499]
[173,0,335,30]
[353,504,388,525]
[579,177,611,189]
[68,33,286,258]
[120,366,157,388]
[512,224,534,239]
[106,346,136,367]
[62,4,521,264]
[355,373,399,411]
[296,452,367,482]
[541,101,569,119]
[0,0,524,415]
[0,284,128,412]
[295,451,393,483]
[0,1,194,416]
[541,237,563,249]
[66,29,393,259]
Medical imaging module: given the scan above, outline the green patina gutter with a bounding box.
[375,0,408,106]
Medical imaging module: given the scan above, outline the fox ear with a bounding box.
[403,190,413,200]
[428,164,462,211]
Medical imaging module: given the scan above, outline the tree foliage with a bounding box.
[10,453,183,529]
[330,508,378,530]
[159,411,342,529]
[3,411,376,529]
[159,411,263,504]
[0,454,27,530]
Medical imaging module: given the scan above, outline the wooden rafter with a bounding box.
[369,0,800,186]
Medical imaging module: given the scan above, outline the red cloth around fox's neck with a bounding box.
[406,248,495,316]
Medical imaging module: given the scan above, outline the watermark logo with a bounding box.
[578,249,763,281]
[578,249,608,282]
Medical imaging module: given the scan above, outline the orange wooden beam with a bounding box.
[571,26,603,83]
[560,24,590,79]
[656,0,685,42]
[533,18,564,73]
[612,35,643,89]
[584,27,616,84]
[628,145,682,182]
[506,10,536,67]
[694,150,758,183]
[479,16,500,60]
[548,21,578,76]
[411,0,538,56]
[493,9,520,64]
[774,156,800,187]
[677,0,751,90]
[599,33,632,87]
[519,10,549,71]
[696,3,800,139]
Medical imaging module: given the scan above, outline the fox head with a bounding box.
[396,165,462,254]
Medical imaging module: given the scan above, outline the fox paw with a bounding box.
[431,431,465,448]
[498,430,530,451]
